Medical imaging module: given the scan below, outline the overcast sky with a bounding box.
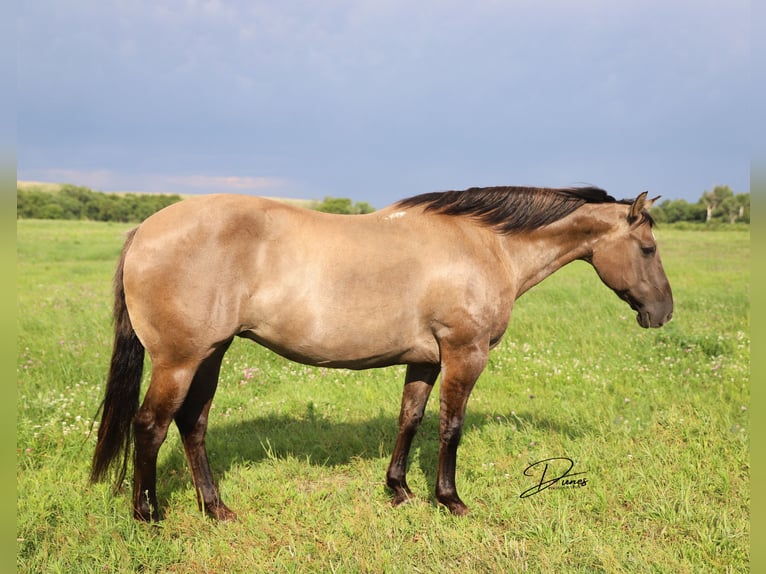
[17,1,749,207]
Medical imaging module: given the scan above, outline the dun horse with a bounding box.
[91,186,673,520]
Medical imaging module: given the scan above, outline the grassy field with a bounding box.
[17,219,749,573]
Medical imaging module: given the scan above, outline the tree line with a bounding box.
[16,184,375,222]
[17,183,748,224]
[17,184,184,223]
[650,185,749,224]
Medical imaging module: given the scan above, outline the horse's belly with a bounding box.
[237,314,440,370]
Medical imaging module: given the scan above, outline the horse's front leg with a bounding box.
[386,364,439,506]
[435,339,488,516]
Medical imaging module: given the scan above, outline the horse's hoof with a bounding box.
[391,492,417,507]
[447,502,469,516]
[206,503,237,521]
[437,495,469,516]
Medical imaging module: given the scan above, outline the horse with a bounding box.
[90,185,673,521]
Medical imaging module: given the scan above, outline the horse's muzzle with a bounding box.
[618,290,673,328]
[636,307,673,328]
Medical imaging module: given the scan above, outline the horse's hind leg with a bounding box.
[132,360,198,521]
[174,341,235,521]
[386,364,439,506]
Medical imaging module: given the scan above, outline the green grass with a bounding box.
[17,219,749,573]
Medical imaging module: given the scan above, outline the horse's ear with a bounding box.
[628,191,649,223]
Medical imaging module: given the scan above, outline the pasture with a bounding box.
[17,218,748,572]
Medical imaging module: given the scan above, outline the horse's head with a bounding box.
[587,192,673,328]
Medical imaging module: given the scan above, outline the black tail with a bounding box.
[90,228,144,489]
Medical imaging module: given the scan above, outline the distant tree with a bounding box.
[315,196,375,214]
[720,197,738,224]
[17,189,50,219]
[352,201,375,214]
[59,184,97,218]
[735,193,750,223]
[17,184,183,222]
[651,199,705,223]
[700,185,734,222]
[95,194,129,222]
[39,202,65,219]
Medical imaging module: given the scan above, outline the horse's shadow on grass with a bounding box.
[157,405,589,510]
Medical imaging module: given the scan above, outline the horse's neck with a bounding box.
[502,207,613,297]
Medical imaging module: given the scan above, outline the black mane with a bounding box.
[395,185,625,234]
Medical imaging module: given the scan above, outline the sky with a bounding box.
[17,1,750,208]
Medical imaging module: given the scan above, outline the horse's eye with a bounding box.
[641,245,656,256]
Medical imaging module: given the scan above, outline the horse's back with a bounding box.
[122,195,430,365]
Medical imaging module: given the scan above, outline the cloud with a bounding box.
[23,169,119,191]
[19,168,303,197]
[161,174,294,194]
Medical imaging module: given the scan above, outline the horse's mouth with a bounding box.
[616,291,672,328]
[638,308,673,328]
[636,310,652,328]
[616,290,666,328]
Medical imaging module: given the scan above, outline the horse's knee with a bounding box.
[400,410,424,433]
[133,407,153,438]
[134,406,157,433]
[440,417,464,448]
